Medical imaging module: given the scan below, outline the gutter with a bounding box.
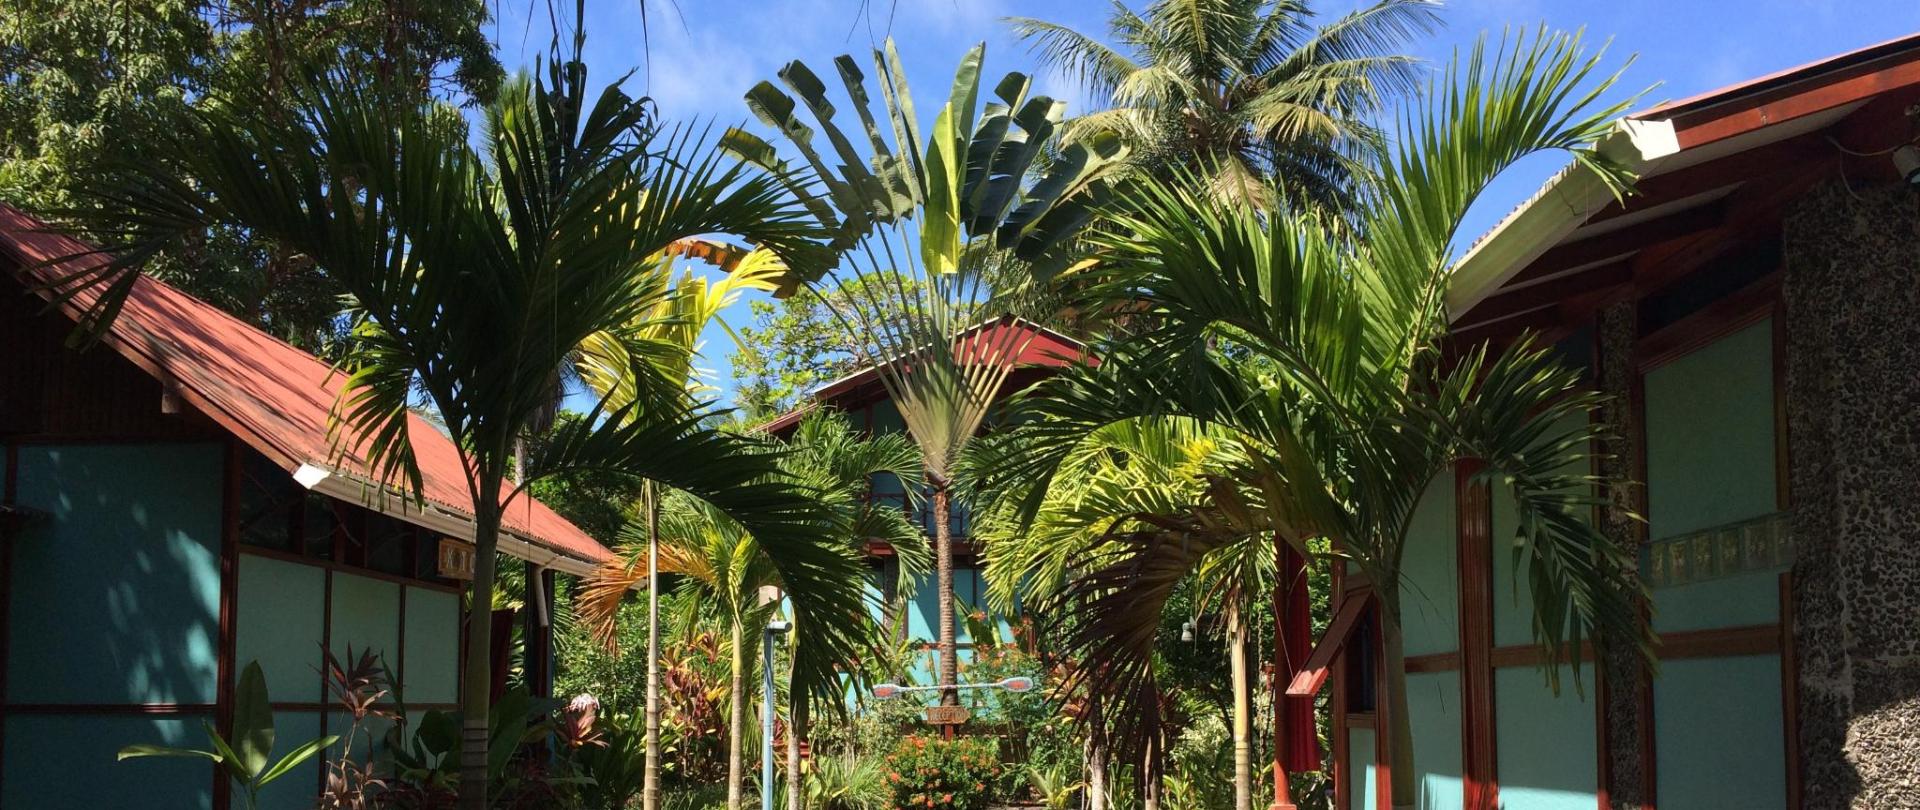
[293,463,601,578]
[1445,117,1683,320]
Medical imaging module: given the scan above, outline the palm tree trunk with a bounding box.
[787,690,807,809]
[1228,600,1252,810]
[643,481,661,810]
[728,617,746,810]
[1085,695,1108,810]
[1381,612,1416,810]
[933,484,957,707]
[457,496,502,810]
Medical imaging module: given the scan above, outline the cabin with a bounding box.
[759,319,1087,685]
[0,207,612,809]
[1286,34,1920,810]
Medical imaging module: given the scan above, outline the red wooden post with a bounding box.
[1271,537,1319,810]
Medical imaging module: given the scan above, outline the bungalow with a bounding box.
[759,319,1088,684]
[0,207,613,809]
[1286,33,1920,810]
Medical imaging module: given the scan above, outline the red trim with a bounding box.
[1330,567,1351,810]
[215,440,240,810]
[237,545,461,595]
[1456,463,1498,810]
[1286,594,1370,697]
[1654,41,1920,149]
[318,567,333,796]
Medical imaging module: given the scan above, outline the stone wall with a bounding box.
[1595,300,1652,810]
[1784,179,1920,809]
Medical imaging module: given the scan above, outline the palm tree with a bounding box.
[729,39,1127,708]
[1009,0,1438,212]
[69,57,871,809]
[577,412,926,810]
[974,418,1271,809]
[978,31,1652,810]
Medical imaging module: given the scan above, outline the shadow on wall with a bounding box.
[4,443,224,808]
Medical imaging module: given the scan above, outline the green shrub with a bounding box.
[883,734,999,810]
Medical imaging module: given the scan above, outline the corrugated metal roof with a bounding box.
[0,206,611,569]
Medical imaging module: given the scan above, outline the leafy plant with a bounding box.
[575,712,649,810]
[1025,763,1085,810]
[807,754,890,810]
[117,661,338,810]
[883,734,1000,810]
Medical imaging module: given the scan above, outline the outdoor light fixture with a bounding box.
[1180,620,1195,642]
[1896,144,1920,189]
[761,619,792,806]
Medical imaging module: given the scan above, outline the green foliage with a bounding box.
[574,713,650,810]
[0,0,501,349]
[527,414,647,542]
[883,734,1001,810]
[117,661,339,810]
[807,754,892,810]
[1010,0,1438,214]
[730,272,918,421]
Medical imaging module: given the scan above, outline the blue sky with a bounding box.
[491,0,1920,412]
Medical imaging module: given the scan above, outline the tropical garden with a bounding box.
[5,0,1650,808]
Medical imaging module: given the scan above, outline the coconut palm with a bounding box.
[67,56,869,809]
[1009,0,1438,213]
[978,30,1652,809]
[576,412,926,810]
[729,38,1127,708]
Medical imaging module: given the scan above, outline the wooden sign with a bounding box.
[437,538,476,580]
[923,705,971,726]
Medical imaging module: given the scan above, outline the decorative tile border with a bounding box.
[1642,511,1793,588]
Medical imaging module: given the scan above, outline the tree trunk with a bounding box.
[643,481,661,810]
[787,687,807,810]
[1086,695,1108,810]
[728,617,746,810]
[1381,612,1416,810]
[933,484,957,706]
[1229,601,1253,810]
[1141,736,1161,810]
[457,497,502,810]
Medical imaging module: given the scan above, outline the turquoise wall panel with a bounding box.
[1406,671,1464,810]
[1400,472,1458,657]
[1350,727,1378,810]
[1643,319,1775,540]
[1651,571,1779,633]
[1654,655,1785,810]
[237,554,327,702]
[403,586,461,705]
[1643,319,1781,635]
[1494,668,1597,810]
[3,714,211,809]
[255,711,325,810]
[1491,416,1594,648]
[330,572,401,664]
[9,443,222,704]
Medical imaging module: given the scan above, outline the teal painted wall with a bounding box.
[1654,655,1785,810]
[4,715,212,809]
[1490,415,1594,648]
[1642,320,1786,809]
[8,443,223,704]
[1350,727,1379,810]
[1406,671,1464,810]
[237,554,327,702]
[1494,669,1597,810]
[1643,319,1780,633]
[403,586,461,705]
[1400,472,1458,658]
[255,710,325,810]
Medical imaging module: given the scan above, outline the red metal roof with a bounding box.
[755,318,1091,435]
[0,206,611,568]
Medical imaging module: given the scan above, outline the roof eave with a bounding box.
[1446,117,1682,321]
[294,463,604,577]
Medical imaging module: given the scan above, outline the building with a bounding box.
[760,320,1088,683]
[0,207,612,809]
[1293,34,1920,810]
